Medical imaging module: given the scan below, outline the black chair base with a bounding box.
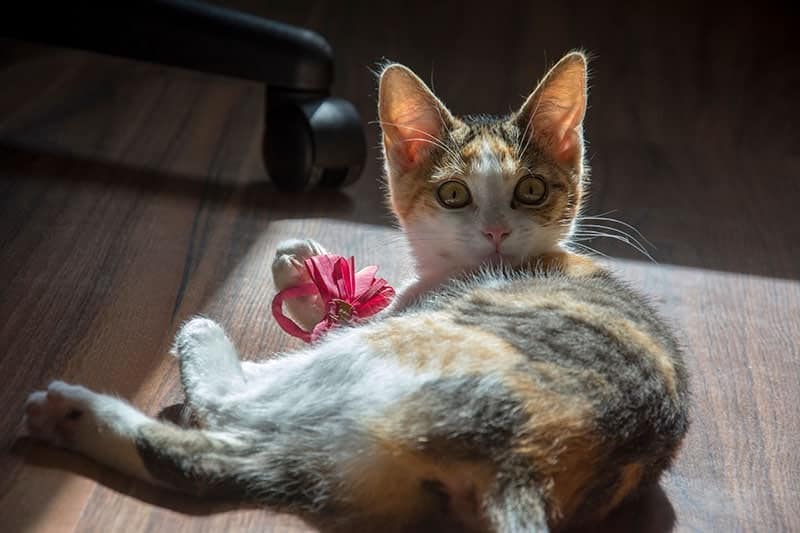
[2,0,366,190]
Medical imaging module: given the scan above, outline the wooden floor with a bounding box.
[1,1,798,531]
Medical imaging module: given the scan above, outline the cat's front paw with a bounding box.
[272,239,328,332]
[24,381,95,448]
[272,238,328,290]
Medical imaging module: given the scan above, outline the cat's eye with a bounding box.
[514,175,547,206]
[436,180,472,209]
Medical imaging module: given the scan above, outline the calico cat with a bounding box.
[23,52,689,533]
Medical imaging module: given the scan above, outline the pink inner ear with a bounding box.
[386,131,423,169]
[554,129,579,162]
[404,140,424,165]
[393,130,425,164]
[532,98,584,164]
[386,109,442,169]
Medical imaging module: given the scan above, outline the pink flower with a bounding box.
[272,254,395,343]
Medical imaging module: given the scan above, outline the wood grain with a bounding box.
[1,1,798,531]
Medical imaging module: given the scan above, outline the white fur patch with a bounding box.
[474,139,504,176]
[25,381,155,483]
[213,328,433,441]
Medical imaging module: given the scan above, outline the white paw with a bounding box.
[272,239,328,332]
[24,381,95,448]
[173,317,227,355]
[172,317,244,407]
[271,238,327,291]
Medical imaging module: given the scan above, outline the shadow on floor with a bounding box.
[0,141,365,224]
[13,434,676,533]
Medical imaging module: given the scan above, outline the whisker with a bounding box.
[570,230,656,263]
[399,137,465,170]
[431,101,467,170]
[516,115,531,160]
[371,120,463,164]
[516,90,544,159]
[578,214,654,246]
[574,223,653,255]
[584,208,619,219]
[566,241,611,260]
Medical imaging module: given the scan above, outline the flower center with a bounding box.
[328,299,354,323]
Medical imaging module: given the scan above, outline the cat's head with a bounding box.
[378,52,588,277]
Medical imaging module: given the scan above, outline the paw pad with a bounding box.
[24,382,90,447]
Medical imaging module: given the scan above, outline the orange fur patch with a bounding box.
[364,311,525,373]
[505,367,602,523]
[539,251,601,277]
[465,284,678,398]
[351,420,495,528]
[605,462,644,514]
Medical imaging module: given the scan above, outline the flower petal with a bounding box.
[278,254,397,341]
[331,257,355,299]
[354,265,379,297]
[355,285,396,317]
[305,254,343,302]
[271,283,319,343]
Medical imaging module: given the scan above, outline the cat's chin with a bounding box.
[415,253,522,282]
[479,251,523,269]
[447,253,517,273]
[483,252,507,263]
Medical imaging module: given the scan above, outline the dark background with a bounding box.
[0,1,798,532]
[216,0,800,278]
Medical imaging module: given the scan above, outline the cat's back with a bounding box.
[439,265,686,391]
[368,261,689,445]
[370,262,689,416]
[436,264,690,441]
[359,262,689,524]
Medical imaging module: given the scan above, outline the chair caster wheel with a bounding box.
[263,90,366,191]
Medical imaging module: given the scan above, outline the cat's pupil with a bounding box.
[514,175,546,205]
[436,180,471,208]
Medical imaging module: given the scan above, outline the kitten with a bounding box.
[23,52,689,533]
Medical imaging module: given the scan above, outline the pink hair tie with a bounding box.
[272,254,395,343]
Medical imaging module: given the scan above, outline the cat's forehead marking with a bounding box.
[461,131,518,178]
[474,139,503,175]
[431,119,521,182]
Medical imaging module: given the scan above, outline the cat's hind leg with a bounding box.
[172,317,245,420]
[24,381,249,496]
[25,381,163,485]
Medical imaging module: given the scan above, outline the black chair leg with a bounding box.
[2,0,366,190]
[265,89,365,191]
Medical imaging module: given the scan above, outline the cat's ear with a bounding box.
[378,63,454,172]
[516,51,588,165]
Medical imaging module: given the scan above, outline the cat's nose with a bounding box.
[482,226,512,247]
